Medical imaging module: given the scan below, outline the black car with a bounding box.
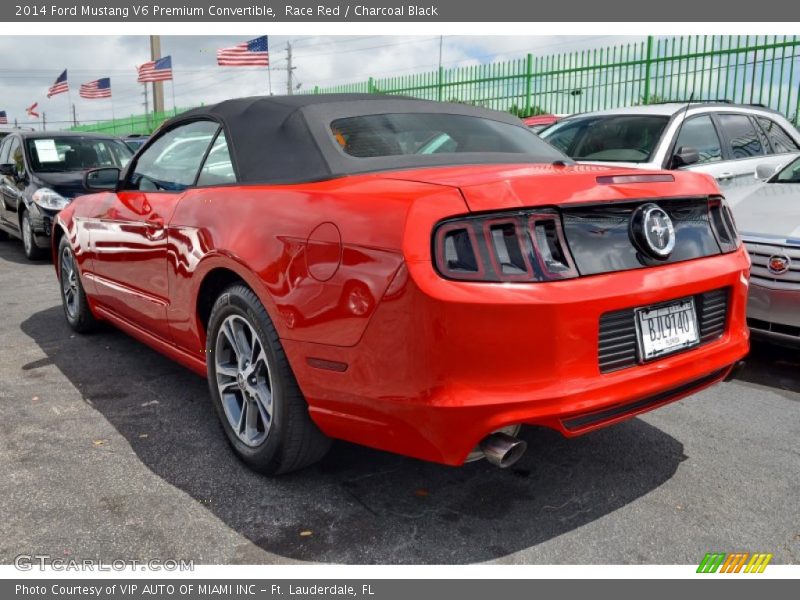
[0,131,133,259]
[122,134,150,152]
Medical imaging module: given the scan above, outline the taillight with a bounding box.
[708,196,741,253]
[433,209,578,282]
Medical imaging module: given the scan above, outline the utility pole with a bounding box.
[286,42,296,95]
[42,113,46,131]
[72,104,78,127]
[150,35,165,114]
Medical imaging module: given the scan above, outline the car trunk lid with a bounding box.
[379,163,720,212]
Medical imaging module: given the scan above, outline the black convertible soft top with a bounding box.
[168,94,567,184]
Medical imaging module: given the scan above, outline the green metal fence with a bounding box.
[71,107,188,136]
[73,35,800,134]
[311,35,800,123]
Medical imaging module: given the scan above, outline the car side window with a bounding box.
[673,115,722,164]
[0,137,11,165]
[717,114,765,159]
[756,117,800,154]
[9,138,25,177]
[127,120,219,192]
[196,130,237,186]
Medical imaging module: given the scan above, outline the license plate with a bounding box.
[635,298,700,361]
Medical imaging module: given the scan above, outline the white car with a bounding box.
[540,102,800,192]
[727,156,800,346]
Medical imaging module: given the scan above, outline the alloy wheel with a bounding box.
[22,214,32,254]
[60,246,79,319]
[214,314,274,447]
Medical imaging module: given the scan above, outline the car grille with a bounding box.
[598,288,730,373]
[744,240,800,290]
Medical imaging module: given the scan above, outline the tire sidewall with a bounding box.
[206,289,287,470]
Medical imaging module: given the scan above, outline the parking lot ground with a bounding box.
[1,239,798,565]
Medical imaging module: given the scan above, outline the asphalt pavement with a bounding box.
[1,239,798,565]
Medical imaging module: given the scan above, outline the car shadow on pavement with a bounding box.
[0,240,51,266]
[22,305,688,564]
[734,339,800,396]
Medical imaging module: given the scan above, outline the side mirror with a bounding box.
[755,163,779,180]
[672,146,700,168]
[84,167,121,192]
[0,163,16,177]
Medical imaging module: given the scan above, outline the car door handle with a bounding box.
[716,172,735,181]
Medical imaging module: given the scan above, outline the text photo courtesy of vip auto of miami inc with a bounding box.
[0,26,798,582]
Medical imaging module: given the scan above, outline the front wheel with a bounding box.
[21,210,46,260]
[206,284,331,475]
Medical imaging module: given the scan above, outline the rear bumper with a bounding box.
[284,249,751,466]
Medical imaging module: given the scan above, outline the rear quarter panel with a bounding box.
[165,177,467,354]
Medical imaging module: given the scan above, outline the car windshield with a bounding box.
[330,113,564,160]
[26,136,133,173]
[540,115,670,162]
[773,156,800,183]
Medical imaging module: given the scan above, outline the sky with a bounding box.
[0,35,645,129]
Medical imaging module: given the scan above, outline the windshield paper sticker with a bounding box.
[34,139,60,162]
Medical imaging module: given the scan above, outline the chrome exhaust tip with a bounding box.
[479,432,528,468]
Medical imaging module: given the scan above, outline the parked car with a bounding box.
[54,95,749,475]
[726,157,800,346]
[0,131,133,259]
[122,134,149,152]
[0,125,34,141]
[540,102,800,193]
[522,114,561,133]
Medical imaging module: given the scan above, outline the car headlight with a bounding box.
[32,188,69,211]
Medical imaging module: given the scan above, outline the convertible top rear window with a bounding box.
[331,113,556,158]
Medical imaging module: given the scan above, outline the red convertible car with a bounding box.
[54,95,750,474]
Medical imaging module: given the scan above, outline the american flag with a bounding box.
[80,77,112,99]
[0,111,7,125]
[47,69,69,98]
[217,36,269,67]
[137,56,173,83]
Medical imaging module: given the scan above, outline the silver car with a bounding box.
[540,102,800,193]
[728,157,800,346]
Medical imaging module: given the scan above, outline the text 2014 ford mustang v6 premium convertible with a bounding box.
[53,95,750,474]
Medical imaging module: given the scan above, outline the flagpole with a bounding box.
[171,80,176,116]
[267,63,273,96]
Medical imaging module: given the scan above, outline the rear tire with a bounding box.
[21,210,46,260]
[58,236,100,333]
[206,284,331,475]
